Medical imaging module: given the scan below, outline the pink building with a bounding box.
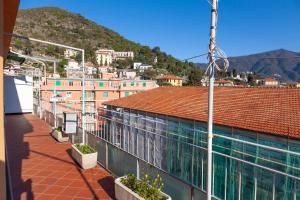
[40,78,158,114]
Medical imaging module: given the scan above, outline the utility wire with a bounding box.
[182,53,208,61]
[214,56,300,59]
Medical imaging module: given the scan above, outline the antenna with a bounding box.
[206,0,228,199]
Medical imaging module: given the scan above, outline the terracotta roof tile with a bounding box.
[157,75,183,80]
[104,87,300,139]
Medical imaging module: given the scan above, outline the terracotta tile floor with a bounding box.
[5,114,115,200]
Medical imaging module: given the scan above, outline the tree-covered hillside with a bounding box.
[12,7,202,81]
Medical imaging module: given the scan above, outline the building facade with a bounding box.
[95,49,134,66]
[156,75,183,86]
[264,77,279,86]
[99,87,300,200]
[40,78,158,115]
[64,49,78,59]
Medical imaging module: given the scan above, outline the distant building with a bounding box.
[95,49,134,66]
[287,81,300,88]
[114,51,134,60]
[214,80,234,87]
[85,62,97,76]
[41,78,158,113]
[66,59,79,70]
[64,49,78,59]
[99,72,117,80]
[133,62,153,72]
[156,75,183,86]
[264,77,279,86]
[98,66,113,73]
[117,70,137,79]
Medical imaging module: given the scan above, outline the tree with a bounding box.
[57,59,68,77]
[247,74,256,86]
[142,69,158,80]
[187,68,204,85]
[232,68,237,77]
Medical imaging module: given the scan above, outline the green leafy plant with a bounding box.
[55,127,62,132]
[120,174,167,200]
[74,144,96,154]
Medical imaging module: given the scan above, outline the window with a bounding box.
[67,103,72,109]
[143,82,146,87]
[125,91,129,97]
[131,82,135,86]
[99,82,104,87]
[66,91,72,97]
[55,80,61,86]
[123,82,126,87]
[103,92,108,97]
[69,81,73,86]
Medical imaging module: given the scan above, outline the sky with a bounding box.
[20,0,300,62]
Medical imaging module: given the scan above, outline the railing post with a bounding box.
[137,159,140,179]
[105,142,108,169]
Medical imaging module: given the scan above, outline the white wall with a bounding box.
[4,76,33,114]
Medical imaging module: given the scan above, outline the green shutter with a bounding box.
[131,82,134,86]
[123,82,126,87]
[103,92,108,97]
[143,82,146,87]
[125,91,129,97]
[99,82,104,87]
[55,80,61,86]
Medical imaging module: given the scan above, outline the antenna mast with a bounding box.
[207,0,224,199]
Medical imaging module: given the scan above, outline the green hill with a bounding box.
[12,7,201,81]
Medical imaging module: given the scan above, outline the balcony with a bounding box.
[5,114,115,199]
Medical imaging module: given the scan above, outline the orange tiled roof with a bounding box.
[105,87,300,139]
[265,77,277,82]
[215,80,233,84]
[287,81,299,85]
[157,75,183,80]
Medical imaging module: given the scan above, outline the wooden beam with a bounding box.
[0,0,20,198]
[0,0,5,198]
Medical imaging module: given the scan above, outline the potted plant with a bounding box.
[115,173,171,200]
[52,127,69,142]
[71,144,98,169]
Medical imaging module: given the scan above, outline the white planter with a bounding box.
[52,130,69,142]
[71,144,98,169]
[115,176,171,200]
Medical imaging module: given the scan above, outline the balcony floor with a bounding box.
[5,114,115,200]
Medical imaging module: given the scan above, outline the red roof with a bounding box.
[287,81,299,85]
[157,75,183,80]
[215,80,233,84]
[105,87,300,139]
[265,77,278,82]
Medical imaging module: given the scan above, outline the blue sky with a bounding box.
[20,0,300,62]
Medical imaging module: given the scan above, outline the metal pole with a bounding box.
[81,50,86,144]
[53,62,57,128]
[39,64,45,119]
[207,0,217,199]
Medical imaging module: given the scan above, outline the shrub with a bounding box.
[121,174,167,200]
[74,144,96,154]
[55,127,62,132]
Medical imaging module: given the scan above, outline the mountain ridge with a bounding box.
[197,49,300,81]
[12,7,197,78]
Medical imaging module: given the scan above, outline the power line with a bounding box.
[213,55,300,60]
[182,53,208,61]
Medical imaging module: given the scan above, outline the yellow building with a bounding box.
[156,75,183,86]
